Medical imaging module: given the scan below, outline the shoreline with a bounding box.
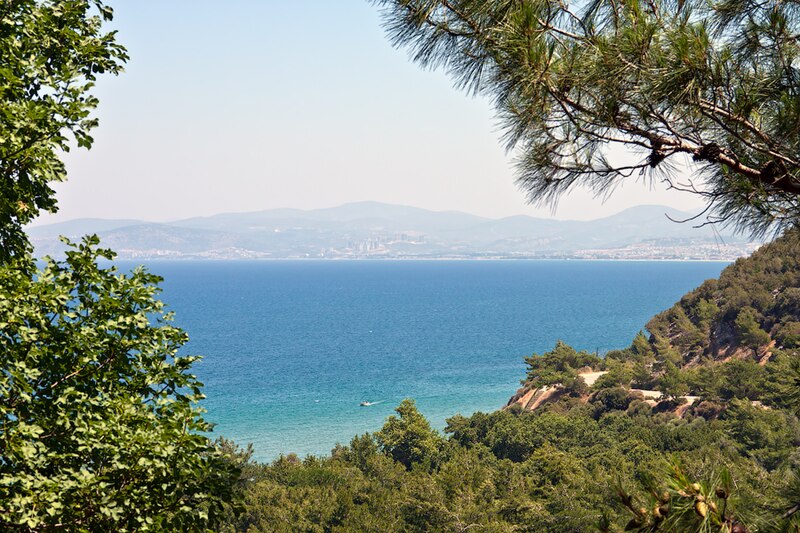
[105,256,738,263]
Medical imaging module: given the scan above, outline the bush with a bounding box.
[593,386,635,416]
[735,307,771,350]
[774,320,800,349]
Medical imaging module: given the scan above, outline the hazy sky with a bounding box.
[36,1,704,225]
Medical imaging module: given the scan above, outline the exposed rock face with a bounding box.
[509,386,566,411]
[510,371,700,416]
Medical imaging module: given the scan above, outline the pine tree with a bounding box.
[375,0,800,236]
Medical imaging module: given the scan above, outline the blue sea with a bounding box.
[134,260,728,461]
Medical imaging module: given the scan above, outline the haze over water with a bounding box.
[140,260,728,461]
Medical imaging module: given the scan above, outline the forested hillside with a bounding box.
[220,230,800,532]
[647,228,800,364]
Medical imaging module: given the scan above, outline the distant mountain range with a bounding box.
[27,202,760,260]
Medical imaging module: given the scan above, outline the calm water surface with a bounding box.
[130,260,727,460]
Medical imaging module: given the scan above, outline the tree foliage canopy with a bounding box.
[375,0,800,236]
[0,238,237,531]
[0,0,127,258]
[0,3,239,530]
[376,398,443,469]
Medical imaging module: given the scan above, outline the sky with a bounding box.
[35,0,704,226]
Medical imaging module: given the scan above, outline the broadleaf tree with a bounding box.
[0,237,239,530]
[374,0,800,236]
[0,1,240,530]
[0,0,127,259]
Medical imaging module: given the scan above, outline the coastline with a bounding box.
[104,255,739,263]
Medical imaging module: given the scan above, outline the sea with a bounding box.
[130,260,728,461]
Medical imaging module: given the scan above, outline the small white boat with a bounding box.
[360,401,373,407]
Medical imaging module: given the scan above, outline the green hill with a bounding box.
[646,228,800,365]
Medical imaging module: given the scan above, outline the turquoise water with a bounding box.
[136,260,727,461]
